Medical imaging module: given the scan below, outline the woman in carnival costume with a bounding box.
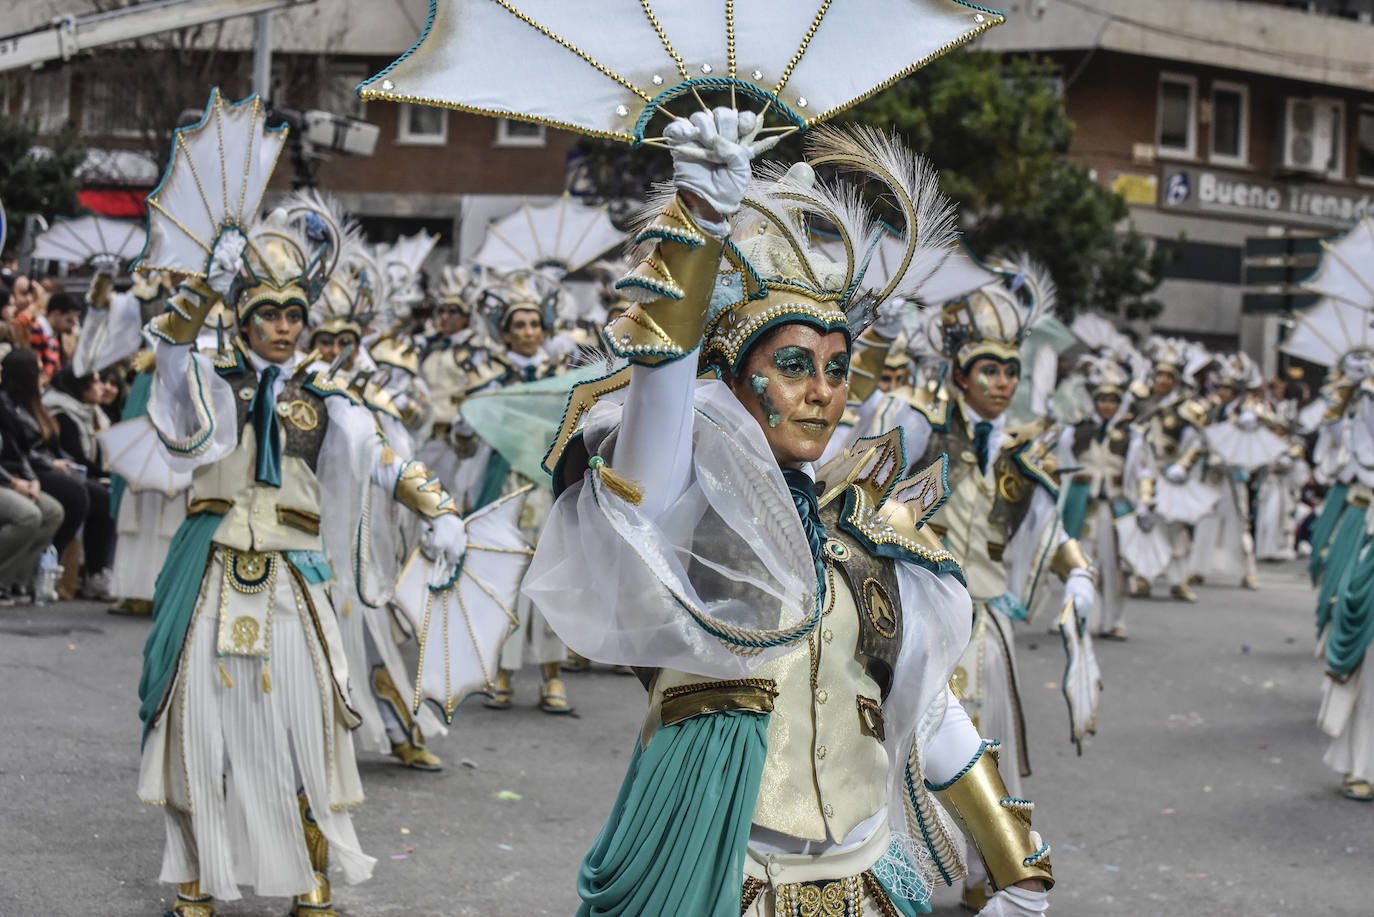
[135,155,468,915]
[526,111,1053,917]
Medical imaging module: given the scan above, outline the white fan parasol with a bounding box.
[1154,477,1219,525]
[1057,601,1102,754]
[1302,214,1374,309]
[1204,421,1288,472]
[1281,298,1374,368]
[358,0,1003,144]
[1070,312,1132,358]
[391,486,534,723]
[473,193,625,277]
[97,416,193,497]
[1113,514,1172,582]
[32,216,146,266]
[137,88,288,276]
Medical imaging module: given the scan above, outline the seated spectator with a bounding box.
[0,350,114,599]
[9,274,40,342]
[0,427,64,604]
[45,368,117,599]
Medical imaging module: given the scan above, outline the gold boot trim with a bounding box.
[290,871,338,916]
[391,739,443,771]
[1170,583,1198,602]
[540,662,573,714]
[484,668,513,709]
[171,880,214,917]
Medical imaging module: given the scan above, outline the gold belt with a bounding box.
[659,678,777,728]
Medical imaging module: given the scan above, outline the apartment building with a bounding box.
[1,0,579,267]
[981,0,1374,369]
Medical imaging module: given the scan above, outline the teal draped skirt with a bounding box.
[1328,540,1374,678]
[1060,480,1091,541]
[1316,505,1368,638]
[137,512,221,745]
[1309,484,1351,585]
[577,710,769,917]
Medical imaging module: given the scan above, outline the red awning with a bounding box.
[78,189,149,219]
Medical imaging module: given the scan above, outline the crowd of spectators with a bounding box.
[0,256,123,604]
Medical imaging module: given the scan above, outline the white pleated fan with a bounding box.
[32,216,146,266]
[137,88,288,276]
[474,193,626,277]
[358,0,1003,144]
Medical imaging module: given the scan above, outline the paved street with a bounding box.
[0,560,1367,916]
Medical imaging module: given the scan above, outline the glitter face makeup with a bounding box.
[244,301,307,363]
[729,324,850,468]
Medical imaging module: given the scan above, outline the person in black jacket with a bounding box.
[0,422,63,602]
[0,350,111,598]
[43,367,118,598]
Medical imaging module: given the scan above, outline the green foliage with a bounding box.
[0,112,85,254]
[572,50,1164,318]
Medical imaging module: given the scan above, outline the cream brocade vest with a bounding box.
[930,469,1008,604]
[192,425,323,553]
[647,574,888,845]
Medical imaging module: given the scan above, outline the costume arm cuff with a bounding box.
[393,459,462,519]
[1138,476,1155,506]
[604,194,723,366]
[148,278,218,345]
[1049,537,1095,585]
[929,741,1054,891]
[1178,443,1203,472]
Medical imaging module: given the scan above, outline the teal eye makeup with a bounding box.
[824,354,850,382]
[772,345,816,378]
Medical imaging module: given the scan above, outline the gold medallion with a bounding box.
[862,577,898,639]
[960,450,977,464]
[1163,414,1179,431]
[230,615,260,653]
[238,387,255,401]
[997,472,1025,504]
[283,399,319,431]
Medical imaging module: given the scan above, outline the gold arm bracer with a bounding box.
[1049,537,1094,585]
[604,194,724,365]
[847,326,893,404]
[87,273,114,310]
[931,743,1054,891]
[394,459,462,519]
[1138,475,1155,507]
[1178,443,1203,472]
[147,278,219,345]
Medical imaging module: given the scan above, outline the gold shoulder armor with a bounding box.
[1178,398,1208,428]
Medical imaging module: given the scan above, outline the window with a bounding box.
[1209,81,1249,166]
[22,68,70,134]
[319,63,367,120]
[495,118,546,148]
[82,75,148,137]
[1156,73,1196,159]
[397,102,447,145]
[1358,106,1374,182]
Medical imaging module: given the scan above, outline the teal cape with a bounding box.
[137,511,220,745]
[1327,537,1374,678]
[1316,503,1367,638]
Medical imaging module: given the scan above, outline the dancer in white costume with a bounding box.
[527,112,1053,917]
[295,194,450,772]
[1131,337,1214,601]
[1057,355,1150,639]
[133,93,468,917]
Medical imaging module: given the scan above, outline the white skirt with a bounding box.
[111,490,186,601]
[138,549,374,900]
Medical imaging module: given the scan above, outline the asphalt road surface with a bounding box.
[0,559,1366,916]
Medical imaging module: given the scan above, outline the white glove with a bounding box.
[205,231,248,300]
[1063,566,1096,623]
[871,300,905,341]
[422,513,468,587]
[90,253,121,277]
[979,883,1050,917]
[1163,463,1187,484]
[1136,507,1157,532]
[664,107,780,219]
[1237,409,1259,432]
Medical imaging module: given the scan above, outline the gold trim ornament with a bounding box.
[280,399,320,432]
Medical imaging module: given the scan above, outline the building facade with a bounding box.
[981,0,1374,371]
[1,0,581,269]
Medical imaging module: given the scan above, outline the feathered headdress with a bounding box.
[376,230,438,321]
[926,253,1057,372]
[1214,351,1262,391]
[1144,335,1189,377]
[286,190,382,342]
[632,125,956,375]
[235,204,337,323]
[1078,353,1130,398]
[436,264,478,313]
[482,268,566,333]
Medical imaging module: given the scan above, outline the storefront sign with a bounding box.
[1111,172,1157,206]
[1160,166,1374,228]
